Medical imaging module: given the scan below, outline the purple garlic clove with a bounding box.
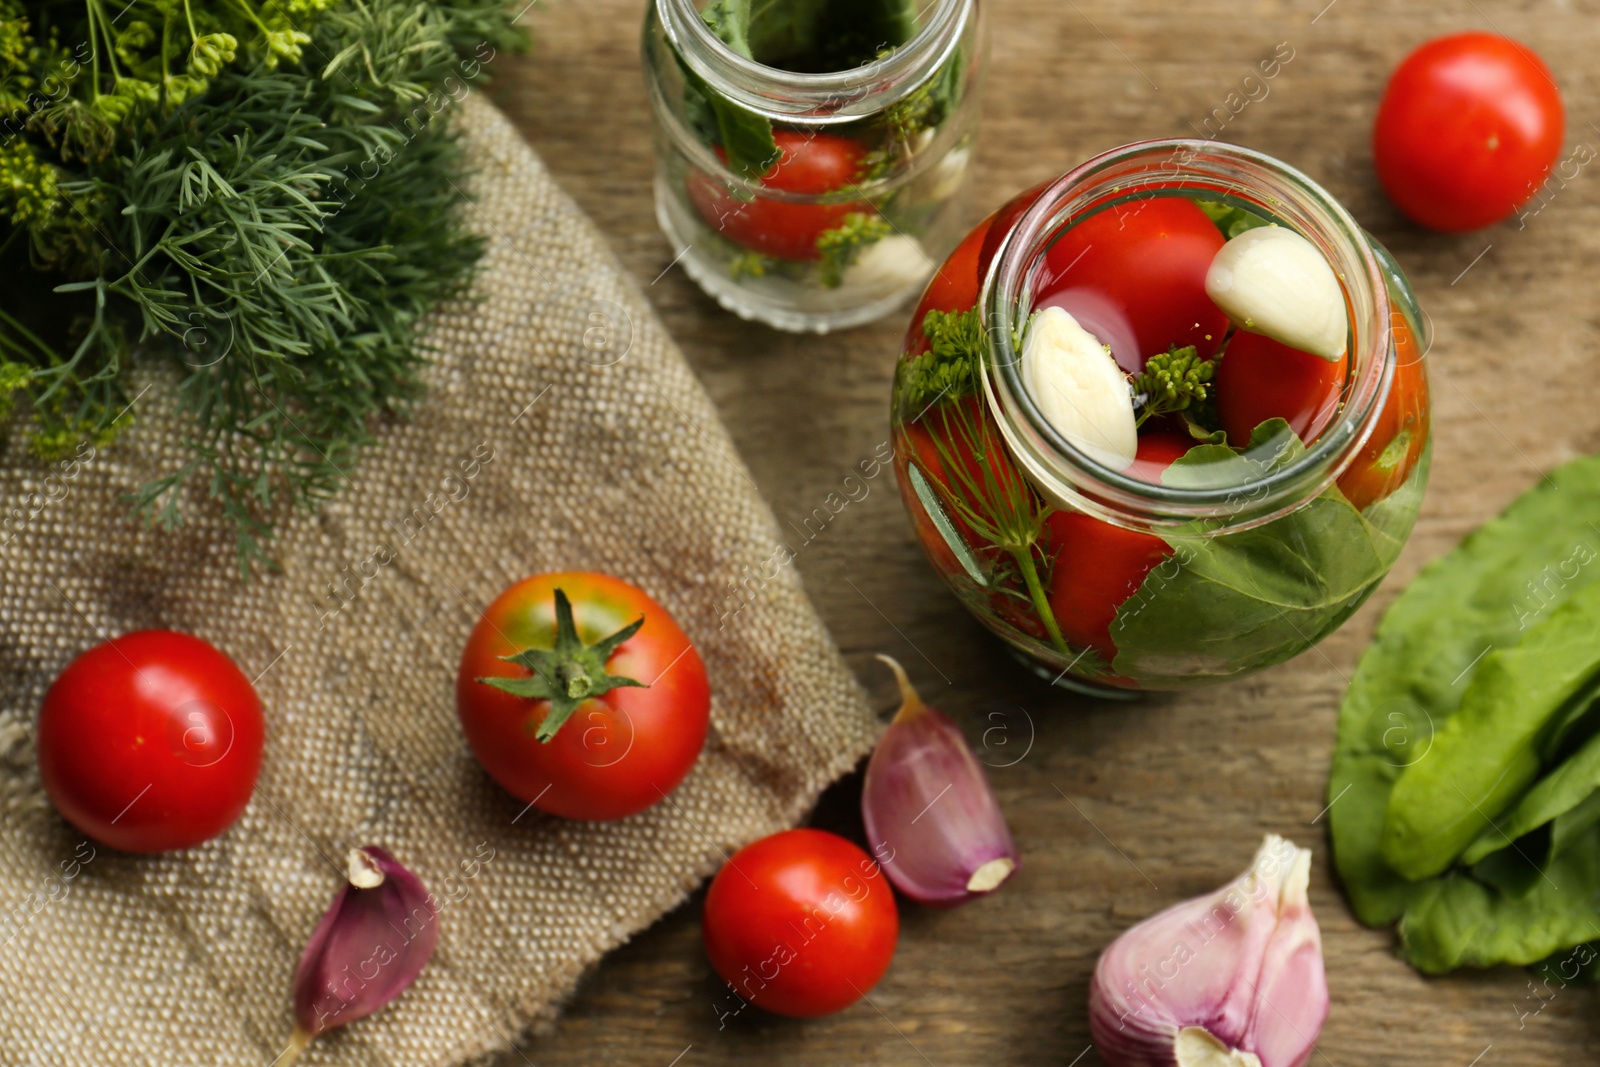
[1088,834,1329,1067]
[281,846,440,1062]
[861,654,1019,907]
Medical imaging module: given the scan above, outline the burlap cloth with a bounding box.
[0,94,880,1065]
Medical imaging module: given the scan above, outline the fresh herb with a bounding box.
[1196,198,1273,239]
[1383,580,1600,880]
[685,0,779,180]
[858,44,964,180]
[685,0,932,179]
[894,306,1100,672]
[0,0,524,575]
[1329,454,1600,973]
[1131,344,1216,427]
[893,306,984,413]
[815,210,890,288]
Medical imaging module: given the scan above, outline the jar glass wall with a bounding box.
[889,141,1432,694]
[643,0,986,333]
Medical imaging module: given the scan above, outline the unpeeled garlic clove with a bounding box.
[1205,225,1346,362]
[861,655,1019,907]
[1021,306,1138,471]
[280,846,440,1063]
[1088,835,1328,1067]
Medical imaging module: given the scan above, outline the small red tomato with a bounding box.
[907,180,1052,343]
[37,630,265,852]
[1216,331,1349,447]
[1338,314,1430,510]
[1038,197,1229,372]
[457,572,709,822]
[1374,33,1564,232]
[1046,435,1185,659]
[688,130,871,260]
[703,828,898,1018]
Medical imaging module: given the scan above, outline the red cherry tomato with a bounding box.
[688,131,871,260]
[457,572,710,821]
[1374,33,1564,232]
[1216,331,1349,447]
[37,630,265,852]
[703,829,898,1018]
[1125,430,1193,484]
[1338,314,1430,510]
[1038,197,1229,372]
[908,180,1051,339]
[1046,435,1186,659]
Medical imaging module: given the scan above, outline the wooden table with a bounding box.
[490,1,1600,1062]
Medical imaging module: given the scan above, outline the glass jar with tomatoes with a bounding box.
[643,0,985,332]
[890,141,1430,694]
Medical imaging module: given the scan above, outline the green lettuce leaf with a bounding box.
[1329,454,1600,970]
[1382,579,1600,880]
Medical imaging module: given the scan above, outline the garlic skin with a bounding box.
[1089,835,1328,1067]
[861,655,1019,907]
[1204,226,1346,362]
[1021,306,1138,471]
[283,846,440,1062]
[841,233,936,295]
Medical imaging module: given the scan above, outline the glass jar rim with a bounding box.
[981,139,1396,531]
[654,0,972,122]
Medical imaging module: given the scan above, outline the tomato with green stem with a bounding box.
[688,130,871,261]
[37,630,265,853]
[702,828,898,1018]
[456,572,710,822]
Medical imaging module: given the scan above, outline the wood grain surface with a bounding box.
[486,1,1600,1063]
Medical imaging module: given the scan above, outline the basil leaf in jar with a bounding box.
[1108,496,1389,685]
[1109,419,1396,685]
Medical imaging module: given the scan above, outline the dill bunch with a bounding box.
[0,0,525,575]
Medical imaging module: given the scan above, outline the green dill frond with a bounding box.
[895,306,986,415]
[1131,344,1217,427]
[0,0,527,576]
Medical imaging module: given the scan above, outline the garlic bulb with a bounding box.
[1088,835,1328,1067]
[1204,226,1346,362]
[1021,306,1138,471]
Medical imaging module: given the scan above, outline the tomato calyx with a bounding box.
[478,589,647,743]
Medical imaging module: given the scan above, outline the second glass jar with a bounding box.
[643,0,986,333]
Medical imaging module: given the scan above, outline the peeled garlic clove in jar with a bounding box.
[1204,225,1346,362]
[1021,306,1138,471]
